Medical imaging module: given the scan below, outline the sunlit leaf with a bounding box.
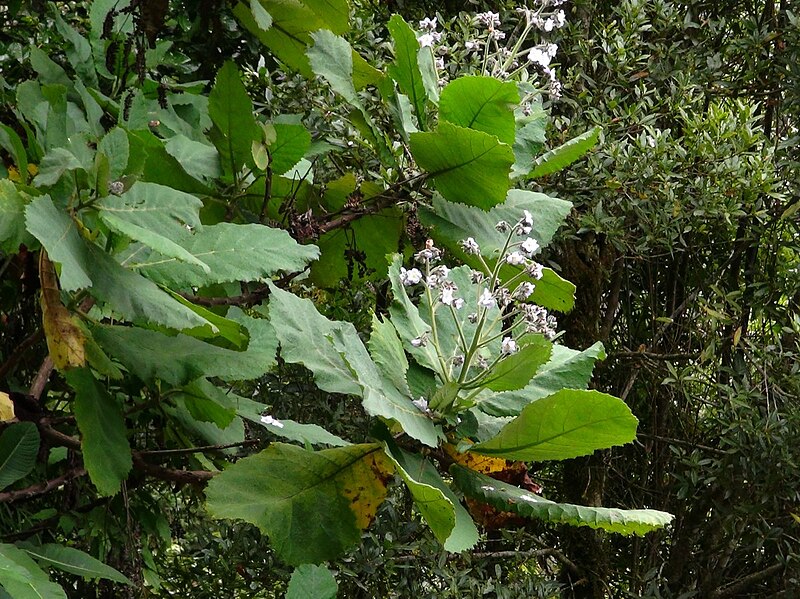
[528,126,602,179]
[440,76,518,144]
[286,564,338,599]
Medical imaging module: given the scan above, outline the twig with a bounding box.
[0,328,44,381]
[637,433,729,457]
[709,563,784,599]
[131,454,215,485]
[139,439,260,458]
[611,351,697,361]
[28,356,53,401]
[0,467,86,504]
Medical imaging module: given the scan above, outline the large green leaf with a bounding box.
[32,147,84,187]
[385,444,479,552]
[87,244,210,330]
[206,443,393,565]
[410,122,514,209]
[451,465,673,535]
[90,309,278,386]
[233,0,349,77]
[269,123,311,177]
[0,423,40,491]
[66,368,132,496]
[51,9,97,88]
[386,255,440,374]
[130,223,319,288]
[286,564,338,599]
[387,15,428,128]
[472,389,638,461]
[308,30,363,114]
[23,544,131,584]
[368,314,411,397]
[511,101,548,179]
[528,126,602,179]
[0,180,33,253]
[481,335,552,392]
[0,543,66,599]
[98,181,209,272]
[164,135,221,183]
[25,195,92,291]
[439,76,518,144]
[481,342,606,417]
[268,284,440,446]
[208,61,259,177]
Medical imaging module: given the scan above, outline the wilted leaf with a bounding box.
[39,251,85,371]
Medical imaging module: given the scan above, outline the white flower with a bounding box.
[506,251,527,266]
[521,237,540,256]
[427,265,450,289]
[519,210,534,235]
[476,11,501,28]
[411,336,427,347]
[501,337,519,355]
[418,33,436,48]
[514,281,536,299]
[453,297,465,310]
[440,281,458,306]
[528,47,552,68]
[490,29,506,40]
[476,355,489,369]
[400,267,423,286]
[526,261,545,280]
[468,312,478,324]
[546,43,559,57]
[495,220,511,233]
[465,40,481,50]
[415,241,442,263]
[460,237,480,255]
[412,397,430,413]
[471,270,485,284]
[554,9,566,27]
[261,414,285,428]
[478,288,496,309]
[418,17,438,31]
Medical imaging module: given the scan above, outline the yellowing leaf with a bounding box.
[339,448,394,529]
[0,392,15,422]
[39,251,85,371]
[444,442,508,475]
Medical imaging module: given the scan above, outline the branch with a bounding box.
[131,454,215,485]
[0,328,44,381]
[637,433,729,457]
[139,439,260,458]
[709,563,784,599]
[0,467,86,504]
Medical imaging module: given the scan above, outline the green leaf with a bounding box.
[451,465,673,535]
[511,101,547,178]
[308,30,363,112]
[481,342,606,416]
[0,543,66,599]
[368,314,411,397]
[86,244,211,330]
[417,47,439,104]
[481,335,552,392]
[528,267,576,313]
[286,564,338,599]
[208,61,259,176]
[90,309,278,386]
[25,195,93,291]
[439,76,518,144]
[249,0,273,30]
[164,135,221,182]
[98,181,209,272]
[66,368,132,496]
[96,127,129,180]
[177,380,236,429]
[166,291,249,348]
[269,123,311,176]
[129,130,213,195]
[0,423,40,491]
[130,223,320,288]
[206,443,393,565]
[309,208,404,287]
[0,180,33,253]
[529,126,602,179]
[410,122,514,209]
[268,285,440,447]
[472,389,638,461]
[235,394,350,447]
[387,15,428,128]
[386,255,440,374]
[33,147,84,187]
[24,544,131,584]
[385,444,479,552]
[0,123,28,181]
[232,0,349,77]
[52,8,98,88]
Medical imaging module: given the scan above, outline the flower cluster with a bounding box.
[400,211,559,415]
[417,16,443,48]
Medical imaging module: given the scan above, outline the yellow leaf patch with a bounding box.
[0,392,15,422]
[39,251,85,371]
[339,447,395,529]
